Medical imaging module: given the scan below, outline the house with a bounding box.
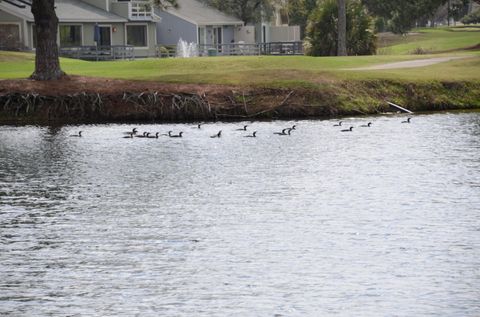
[0,0,159,57]
[155,0,244,47]
[155,0,301,56]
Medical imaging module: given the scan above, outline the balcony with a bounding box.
[128,1,159,21]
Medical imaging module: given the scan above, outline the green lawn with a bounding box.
[378,26,480,55]
[1,26,479,87]
[1,52,478,87]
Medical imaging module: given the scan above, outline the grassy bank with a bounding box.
[1,51,479,85]
[1,77,479,124]
[0,26,479,123]
[1,26,479,85]
[377,26,480,55]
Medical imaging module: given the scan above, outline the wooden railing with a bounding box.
[261,42,304,55]
[198,43,262,56]
[59,45,135,61]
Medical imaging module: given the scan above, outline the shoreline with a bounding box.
[1,76,479,124]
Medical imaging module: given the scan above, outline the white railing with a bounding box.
[155,42,304,58]
[129,1,154,20]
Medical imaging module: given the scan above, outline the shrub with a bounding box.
[461,9,480,25]
[411,47,431,55]
[306,0,377,56]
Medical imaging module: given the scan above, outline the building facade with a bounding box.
[0,0,158,57]
[155,0,244,46]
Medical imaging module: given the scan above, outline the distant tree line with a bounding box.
[203,0,478,56]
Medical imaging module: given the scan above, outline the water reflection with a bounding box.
[0,112,479,316]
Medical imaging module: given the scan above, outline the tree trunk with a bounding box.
[30,0,65,80]
[337,0,347,56]
[447,0,451,26]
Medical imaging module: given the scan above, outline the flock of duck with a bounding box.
[69,117,413,138]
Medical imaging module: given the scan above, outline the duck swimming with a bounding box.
[169,132,183,138]
[245,131,257,138]
[211,130,222,138]
[70,131,82,137]
[236,125,248,131]
[122,133,134,139]
[402,117,412,123]
[360,122,372,127]
[148,132,160,139]
[334,121,343,127]
[136,132,149,138]
[341,127,354,132]
[274,128,291,136]
[123,128,137,135]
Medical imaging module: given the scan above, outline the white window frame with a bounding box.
[125,23,149,49]
[58,23,84,47]
[97,24,113,46]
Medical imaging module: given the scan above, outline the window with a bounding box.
[59,25,82,47]
[0,24,21,49]
[126,25,147,47]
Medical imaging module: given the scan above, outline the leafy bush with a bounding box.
[374,17,387,33]
[306,0,377,56]
[411,47,432,55]
[461,9,480,24]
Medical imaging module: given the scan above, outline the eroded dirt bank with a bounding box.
[1,76,479,124]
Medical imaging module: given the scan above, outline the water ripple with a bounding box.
[0,113,479,316]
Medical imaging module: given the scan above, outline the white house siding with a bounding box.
[269,26,300,42]
[234,25,255,44]
[110,2,129,19]
[222,26,234,44]
[156,10,197,45]
[81,0,109,12]
[254,23,268,43]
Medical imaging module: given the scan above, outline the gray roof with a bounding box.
[0,0,127,23]
[162,0,244,26]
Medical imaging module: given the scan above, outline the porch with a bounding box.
[59,45,135,61]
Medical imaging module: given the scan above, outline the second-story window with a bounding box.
[59,25,82,47]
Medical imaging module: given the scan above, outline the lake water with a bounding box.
[0,112,479,316]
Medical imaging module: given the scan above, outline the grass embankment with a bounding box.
[378,26,480,55]
[0,26,479,122]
